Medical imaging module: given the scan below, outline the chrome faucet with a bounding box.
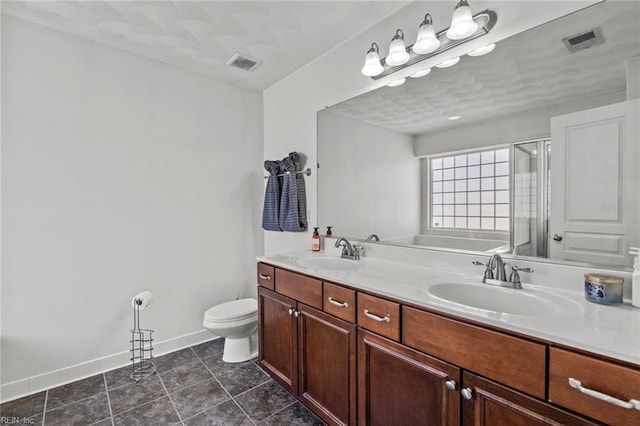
[489,254,507,282]
[335,238,360,260]
[473,254,533,289]
[366,234,380,241]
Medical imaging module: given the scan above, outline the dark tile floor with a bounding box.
[1,339,325,426]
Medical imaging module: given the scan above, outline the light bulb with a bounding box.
[361,43,384,76]
[467,43,496,57]
[386,29,410,67]
[446,0,478,40]
[413,14,440,55]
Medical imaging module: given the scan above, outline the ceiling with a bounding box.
[1,0,408,90]
[328,0,640,135]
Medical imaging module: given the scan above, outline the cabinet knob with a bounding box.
[288,308,294,316]
[461,388,473,400]
[445,380,456,391]
[552,234,563,242]
[293,310,300,317]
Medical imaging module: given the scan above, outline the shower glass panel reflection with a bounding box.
[511,140,550,257]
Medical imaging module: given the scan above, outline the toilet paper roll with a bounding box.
[131,291,154,310]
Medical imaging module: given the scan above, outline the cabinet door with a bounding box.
[462,372,597,426]
[258,287,298,394]
[358,329,460,426]
[298,304,357,426]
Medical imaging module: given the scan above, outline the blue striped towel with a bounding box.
[279,153,308,232]
[262,160,282,231]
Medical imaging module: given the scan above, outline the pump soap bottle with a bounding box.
[631,247,640,308]
[312,227,321,252]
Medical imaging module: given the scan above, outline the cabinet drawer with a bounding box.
[357,292,400,341]
[257,263,275,290]
[323,282,356,323]
[402,306,546,399]
[549,347,640,426]
[275,269,322,309]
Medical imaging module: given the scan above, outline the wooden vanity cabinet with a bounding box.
[358,329,460,426]
[257,262,639,425]
[461,372,597,426]
[548,347,640,426]
[298,303,357,426]
[258,287,298,393]
[257,269,357,426]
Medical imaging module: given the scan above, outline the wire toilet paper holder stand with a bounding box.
[130,297,155,381]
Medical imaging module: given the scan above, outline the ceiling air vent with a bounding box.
[226,53,261,71]
[562,27,604,53]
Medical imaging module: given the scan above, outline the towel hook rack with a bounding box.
[264,168,312,179]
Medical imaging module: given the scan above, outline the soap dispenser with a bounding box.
[312,227,321,252]
[631,247,640,308]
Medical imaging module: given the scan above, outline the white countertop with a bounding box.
[257,247,640,367]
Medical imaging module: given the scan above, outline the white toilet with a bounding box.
[202,298,258,363]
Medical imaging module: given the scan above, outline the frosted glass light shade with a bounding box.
[410,68,432,78]
[435,57,460,68]
[386,30,410,66]
[387,78,406,87]
[446,0,478,40]
[361,51,383,76]
[413,14,440,55]
[467,43,496,57]
[361,43,383,76]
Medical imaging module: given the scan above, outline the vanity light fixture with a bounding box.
[448,115,461,120]
[410,68,432,78]
[467,43,496,56]
[386,29,410,66]
[447,0,478,40]
[361,42,384,77]
[413,14,440,55]
[435,57,460,68]
[387,78,406,87]
[360,2,497,80]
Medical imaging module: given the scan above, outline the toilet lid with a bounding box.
[204,298,257,322]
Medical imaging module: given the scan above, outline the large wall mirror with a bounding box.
[318,1,640,269]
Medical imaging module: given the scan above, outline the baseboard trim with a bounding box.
[0,329,219,404]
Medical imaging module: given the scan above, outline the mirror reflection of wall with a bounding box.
[318,1,640,268]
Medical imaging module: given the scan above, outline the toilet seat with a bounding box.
[204,298,257,323]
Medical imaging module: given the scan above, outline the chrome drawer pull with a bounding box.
[568,378,640,410]
[445,380,456,391]
[328,297,349,308]
[363,309,391,323]
[258,273,271,280]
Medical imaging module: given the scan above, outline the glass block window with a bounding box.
[430,147,509,231]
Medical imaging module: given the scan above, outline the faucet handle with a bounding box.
[473,260,494,282]
[353,244,364,260]
[509,265,533,288]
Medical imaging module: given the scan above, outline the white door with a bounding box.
[549,99,639,266]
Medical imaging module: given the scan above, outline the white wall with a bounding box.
[1,15,263,397]
[414,91,625,156]
[317,110,419,240]
[263,1,595,255]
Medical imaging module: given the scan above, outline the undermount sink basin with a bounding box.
[295,255,360,271]
[428,283,561,316]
